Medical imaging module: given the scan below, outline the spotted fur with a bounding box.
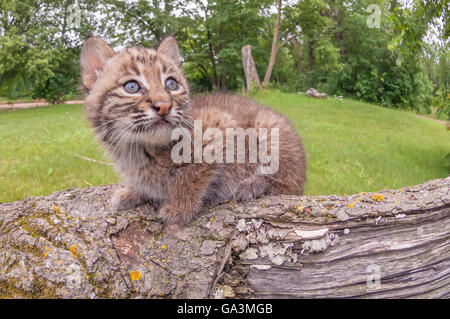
[80,36,306,225]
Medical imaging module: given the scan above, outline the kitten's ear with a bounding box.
[157,36,180,64]
[80,37,115,90]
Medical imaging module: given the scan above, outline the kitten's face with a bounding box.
[81,37,190,147]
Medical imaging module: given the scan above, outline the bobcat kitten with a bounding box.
[80,36,306,225]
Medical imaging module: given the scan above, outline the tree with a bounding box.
[289,0,338,87]
[28,48,80,104]
[0,0,447,111]
[0,0,41,99]
[388,0,449,118]
[262,0,282,86]
[0,0,99,102]
[101,0,179,47]
[389,0,449,56]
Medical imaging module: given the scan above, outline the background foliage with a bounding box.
[0,0,448,116]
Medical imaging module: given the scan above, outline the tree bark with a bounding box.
[262,0,282,87]
[293,40,302,75]
[56,92,62,105]
[308,40,315,87]
[242,45,263,94]
[207,31,219,90]
[0,177,448,298]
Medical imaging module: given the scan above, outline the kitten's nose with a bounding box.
[150,100,172,115]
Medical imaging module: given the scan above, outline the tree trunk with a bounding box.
[308,40,315,87]
[293,41,302,75]
[207,36,218,89]
[220,72,227,91]
[162,0,172,37]
[262,0,282,87]
[242,45,263,94]
[308,40,314,72]
[56,93,62,105]
[0,177,448,298]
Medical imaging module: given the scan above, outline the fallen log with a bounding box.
[306,88,328,99]
[0,177,448,298]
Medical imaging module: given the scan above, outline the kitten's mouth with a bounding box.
[130,112,183,139]
[149,118,172,131]
[154,118,169,126]
[133,117,173,135]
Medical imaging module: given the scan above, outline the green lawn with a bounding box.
[0,104,119,203]
[251,90,449,195]
[0,91,449,203]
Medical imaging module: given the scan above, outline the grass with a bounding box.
[0,91,448,203]
[252,90,449,195]
[0,104,118,203]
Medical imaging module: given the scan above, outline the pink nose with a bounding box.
[153,101,171,115]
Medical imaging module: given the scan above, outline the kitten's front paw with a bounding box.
[159,204,196,225]
[111,187,144,211]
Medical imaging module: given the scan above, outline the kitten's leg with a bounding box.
[111,187,147,211]
[159,165,215,225]
[233,174,270,202]
[204,172,270,205]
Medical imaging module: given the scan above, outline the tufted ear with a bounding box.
[80,37,115,90]
[157,36,180,65]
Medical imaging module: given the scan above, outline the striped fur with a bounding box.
[81,37,306,225]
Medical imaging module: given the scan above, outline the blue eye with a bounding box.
[165,78,178,91]
[124,80,141,93]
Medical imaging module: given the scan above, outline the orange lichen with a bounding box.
[69,245,78,257]
[371,194,384,202]
[347,203,355,208]
[52,204,60,213]
[130,270,142,281]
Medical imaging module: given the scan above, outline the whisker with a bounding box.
[109,124,134,156]
[104,122,133,156]
[94,118,118,131]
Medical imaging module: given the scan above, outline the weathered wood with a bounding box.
[0,177,448,298]
[242,45,262,94]
[306,88,328,99]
